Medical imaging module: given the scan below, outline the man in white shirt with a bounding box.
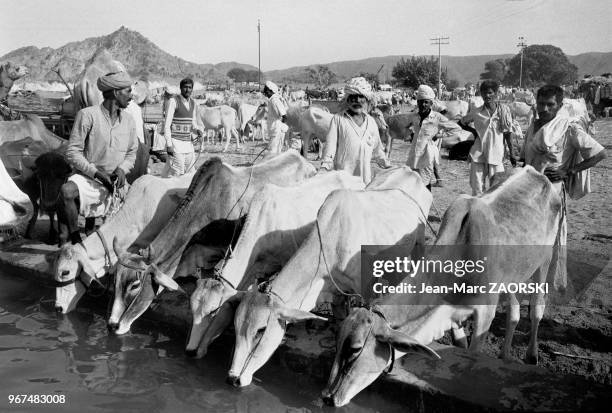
[263,81,288,154]
[405,85,463,190]
[163,78,204,176]
[320,77,391,184]
[460,80,516,196]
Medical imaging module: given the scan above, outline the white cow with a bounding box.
[0,157,33,240]
[185,171,365,358]
[53,173,193,313]
[227,167,433,387]
[322,166,563,406]
[285,105,334,159]
[198,105,241,151]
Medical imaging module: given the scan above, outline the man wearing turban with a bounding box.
[263,80,289,154]
[163,78,204,177]
[404,84,462,190]
[320,77,391,184]
[58,71,139,245]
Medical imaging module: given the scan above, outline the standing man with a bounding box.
[163,78,204,176]
[319,77,391,184]
[460,80,516,196]
[263,81,288,154]
[405,85,463,190]
[522,84,606,290]
[58,71,138,245]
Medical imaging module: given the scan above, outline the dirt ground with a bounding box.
[128,119,612,386]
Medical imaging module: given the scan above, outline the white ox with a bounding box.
[198,105,241,152]
[322,166,562,406]
[235,102,265,142]
[442,100,469,120]
[285,105,334,159]
[0,157,33,240]
[289,90,306,101]
[227,167,433,387]
[53,173,193,313]
[185,171,365,358]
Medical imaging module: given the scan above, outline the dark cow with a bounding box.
[17,152,72,243]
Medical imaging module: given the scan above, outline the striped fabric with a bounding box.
[170,96,195,141]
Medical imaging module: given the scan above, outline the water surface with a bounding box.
[0,270,405,412]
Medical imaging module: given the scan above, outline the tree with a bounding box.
[245,70,261,83]
[480,59,507,82]
[227,68,247,82]
[305,65,337,88]
[504,44,578,87]
[446,78,460,90]
[391,56,446,89]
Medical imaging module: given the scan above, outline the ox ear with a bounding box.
[151,264,184,294]
[77,247,98,281]
[373,322,440,360]
[112,236,125,258]
[274,304,327,324]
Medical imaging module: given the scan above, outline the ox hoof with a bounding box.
[525,354,538,365]
[54,305,64,313]
[185,349,197,358]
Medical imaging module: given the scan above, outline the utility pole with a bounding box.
[258,19,261,91]
[430,36,449,98]
[517,36,527,88]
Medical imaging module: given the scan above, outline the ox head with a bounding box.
[185,277,245,358]
[108,238,183,335]
[250,103,267,124]
[322,307,439,407]
[227,288,326,387]
[53,243,100,313]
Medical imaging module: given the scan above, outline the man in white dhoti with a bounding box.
[405,85,463,190]
[58,72,139,245]
[263,81,289,154]
[522,84,606,290]
[319,77,391,184]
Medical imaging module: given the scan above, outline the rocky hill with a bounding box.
[0,27,258,84]
[2,27,610,86]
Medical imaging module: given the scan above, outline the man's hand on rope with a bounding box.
[111,167,126,189]
[94,169,115,193]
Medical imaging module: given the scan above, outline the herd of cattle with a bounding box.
[47,150,564,407]
[0,52,587,407]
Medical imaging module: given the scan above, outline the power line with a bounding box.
[257,19,261,91]
[517,36,527,88]
[430,36,450,97]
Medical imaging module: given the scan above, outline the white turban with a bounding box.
[265,81,279,94]
[344,77,373,100]
[97,71,133,92]
[416,85,436,101]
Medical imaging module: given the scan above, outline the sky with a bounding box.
[0,0,610,70]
